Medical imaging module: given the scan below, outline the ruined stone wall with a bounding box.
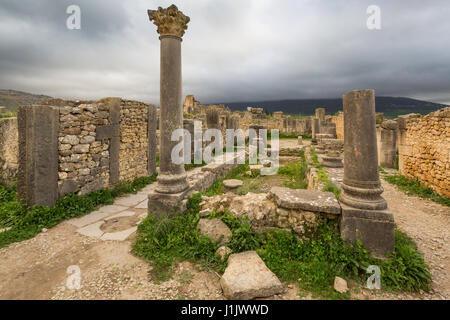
[0,117,19,182]
[119,100,150,181]
[18,98,157,206]
[398,108,450,197]
[331,113,344,140]
[55,100,111,196]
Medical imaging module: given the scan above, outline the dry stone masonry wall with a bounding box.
[398,108,450,197]
[0,117,18,183]
[17,98,157,207]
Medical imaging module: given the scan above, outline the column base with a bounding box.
[339,202,395,259]
[320,156,343,168]
[148,188,191,219]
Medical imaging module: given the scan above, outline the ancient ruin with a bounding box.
[0,2,448,303]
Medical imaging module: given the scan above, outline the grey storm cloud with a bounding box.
[0,0,449,105]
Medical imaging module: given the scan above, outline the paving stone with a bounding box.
[68,211,110,228]
[98,205,128,214]
[135,200,148,209]
[220,251,284,300]
[269,187,341,214]
[76,221,104,238]
[104,211,136,221]
[114,193,149,207]
[100,227,138,241]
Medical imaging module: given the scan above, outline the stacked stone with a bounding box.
[320,139,344,168]
[397,108,450,197]
[319,122,337,138]
[58,102,110,196]
[315,133,334,153]
[119,100,149,181]
[0,117,18,183]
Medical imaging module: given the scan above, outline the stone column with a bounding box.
[147,5,190,216]
[311,119,320,145]
[315,108,325,122]
[377,120,398,168]
[339,90,394,258]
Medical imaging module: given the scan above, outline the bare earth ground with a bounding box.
[0,164,448,300]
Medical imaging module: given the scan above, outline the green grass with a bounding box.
[309,147,341,198]
[133,193,431,298]
[204,164,249,197]
[0,174,157,248]
[184,161,206,171]
[382,173,450,207]
[132,194,227,282]
[0,112,17,119]
[278,150,308,189]
[258,223,431,299]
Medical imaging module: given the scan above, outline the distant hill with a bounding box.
[219,97,448,118]
[0,89,52,111]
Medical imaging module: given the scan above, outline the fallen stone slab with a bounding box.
[198,218,232,244]
[220,251,284,300]
[269,187,341,215]
[223,179,244,189]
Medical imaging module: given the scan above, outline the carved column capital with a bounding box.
[148,5,190,38]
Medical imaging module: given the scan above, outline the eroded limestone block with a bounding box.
[269,187,341,215]
[198,218,232,245]
[220,251,284,300]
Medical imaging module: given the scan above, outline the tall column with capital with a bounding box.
[147,5,191,216]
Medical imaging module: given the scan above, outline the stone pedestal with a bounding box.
[298,136,303,146]
[339,90,394,258]
[320,139,343,168]
[147,5,191,216]
[315,133,333,154]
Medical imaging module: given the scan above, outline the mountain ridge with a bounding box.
[217,96,448,117]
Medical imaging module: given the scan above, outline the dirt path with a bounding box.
[0,170,448,300]
[379,179,450,299]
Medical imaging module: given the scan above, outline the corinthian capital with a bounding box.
[148,4,190,38]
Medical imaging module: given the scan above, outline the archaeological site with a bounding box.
[0,1,448,309]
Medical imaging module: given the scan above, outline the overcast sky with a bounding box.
[0,0,449,105]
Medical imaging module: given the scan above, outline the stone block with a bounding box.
[269,187,341,215]
[340,203,395,259]
[220,251,284,300]
[17,105,59,207]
